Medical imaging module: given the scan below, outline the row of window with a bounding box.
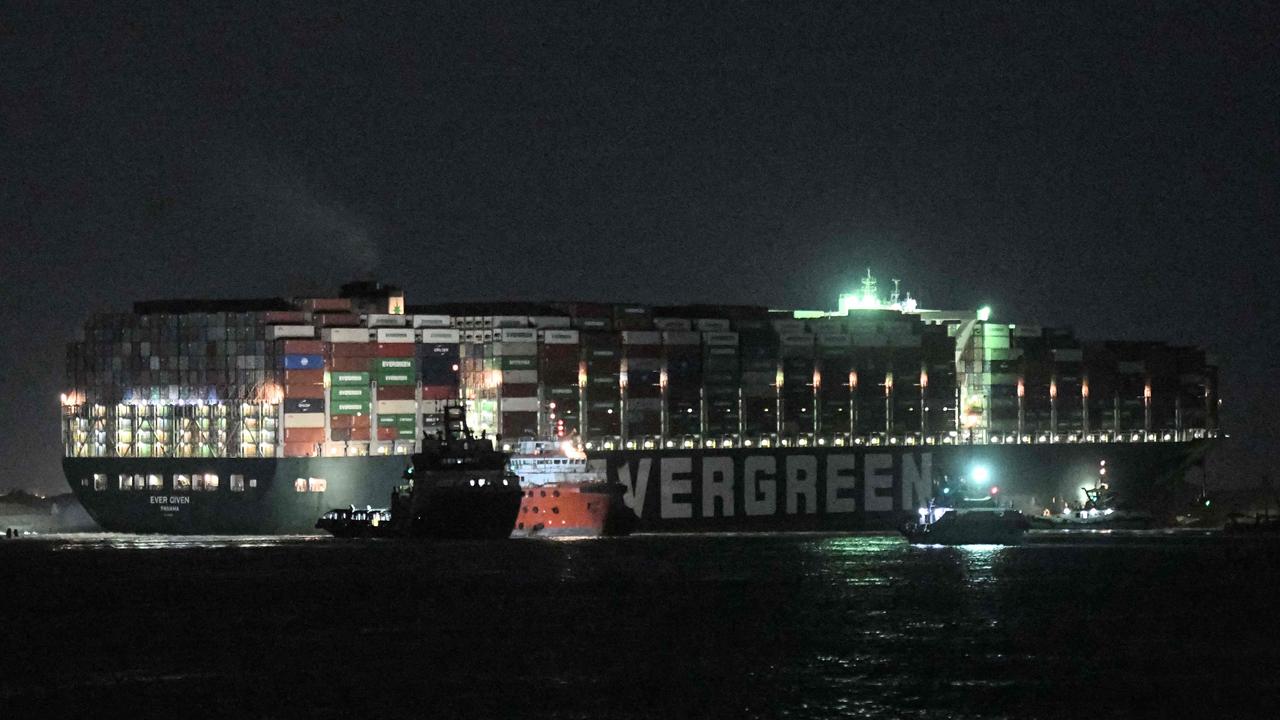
[87,473,255,492]
[293,477,327,493]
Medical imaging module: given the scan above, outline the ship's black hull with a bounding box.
[64,440,1209,535]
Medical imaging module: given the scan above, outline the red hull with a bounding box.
[513,482,635,538]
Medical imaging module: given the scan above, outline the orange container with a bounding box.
[329,356,370,371]
[376,343,415,357]
[284,428,325,444]
[376,385,415,400]
[330,343,374,358]
[283,384,324,399]
[350,427,371,441]
[283,441,318,457]
[281,339,325,354]
[376,427,397,441]
[283,369,325,385]
[421,385,458,400]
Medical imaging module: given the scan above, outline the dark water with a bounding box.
[2,531,1278,719]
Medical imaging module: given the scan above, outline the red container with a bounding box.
[376,427,397,441]
[499,411,538,437]
[284,427,325,444]
[421,385,459,400]
[330,428,352,442]
[301,298,352,312]
[264,311,307,324]
[330,415,355,430]
[376,343,415,357]
[281,339,325,354]
[283,441,317,457]
[330,343,374,358]
[376,385,415,400]
[283,384,324,399]
[283,369,325,385]
[350,427,371,441]
[329,357,370,371]
[317,312,361,327]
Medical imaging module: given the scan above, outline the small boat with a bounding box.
[1027,481,1154,530]
[508,438,637,538]
[316,405,522,539]
[902,498,1030,545]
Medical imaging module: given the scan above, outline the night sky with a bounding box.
[3,3,1277,495]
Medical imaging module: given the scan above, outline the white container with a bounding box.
[418,400,447,413]
[621,331,661,345]
[694,318,731,332]
[412,314,452,328]
[493,328,537,342]
[654,317,693,331]
[322,328,370,343]
[491,342,537,356]
[850,334,887,348]
[1012,324,1042,337]
[780,333,814,347]
[499,396,539,412]
[702,332,739,347]
[817,334,851,347]
[771,320,805,334]
[887,334,922,348]
[366,314,407,328]
[662,331,701,345]
[283,413,324,428]
[625,358,662,372]
[420,329,462,343]
[375,328,416,343]
[539,329,579,344]
[529,316,571,328]
[502,370,540,384]
[491,315,529,329]
[266,325,316,340]
[376,400,418,415]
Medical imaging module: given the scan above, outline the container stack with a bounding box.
[582,333,622,438]
[816,332,853,435]
[279,334,325,457]
[738,319,778,436]
[778,326,816,436]
[702,331,740,436]
[661,325,702,436]
[325,328,373,448]
[417,325,461,437]
[539,329,580,437]
[373,328,416,444]
[492,328,539,438]
[622,329,662,437]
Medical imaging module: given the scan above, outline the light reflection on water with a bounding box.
[37,532,327,551]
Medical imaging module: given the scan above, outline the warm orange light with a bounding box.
[1081,381,1090,399]
[848,370,858,389]
[1017,380,1025,398]
[1049,381,1058,399]
[919,370,928,389]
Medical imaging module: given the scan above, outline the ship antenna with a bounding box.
[891,278,901,305]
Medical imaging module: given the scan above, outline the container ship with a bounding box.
[61,275,1219,534]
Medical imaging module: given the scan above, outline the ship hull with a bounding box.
[513,482,637,538]
[64,441,1209,535]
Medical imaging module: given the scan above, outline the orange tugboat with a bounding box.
[509,439,637,538]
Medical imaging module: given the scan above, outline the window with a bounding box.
[230,474,245,492]
[249,478,257,488]
[93,474,107,491]
[308,477,327,493]
[191,474,205,491]
[81,478,89,488]
[203,474,219,492]
[118,474,132,491]
[294,478,306,493]
[133,474,145,491]
[147,474,163,490]
[173,474,191,491]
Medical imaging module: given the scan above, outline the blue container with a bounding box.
[282,354,325,370]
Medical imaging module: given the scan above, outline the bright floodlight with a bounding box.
[977,306,992,322]
[971,465,991,484]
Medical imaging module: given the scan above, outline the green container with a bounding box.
[330,371,370,386]
[396,428,418,439]
[546,385,578,397]
[330,386,371,401]
[373,358,415,372]
[377,415,398,426]
[501,356,537,370]
[394,415,417,428]
[376,370,415,385]
[331,401,370,415]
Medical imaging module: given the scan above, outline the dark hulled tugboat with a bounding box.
[317,406,522,539]
[901,495,1031,546]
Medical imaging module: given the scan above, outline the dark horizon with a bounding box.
[4,2,1278,495]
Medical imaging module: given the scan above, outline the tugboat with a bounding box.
[316,405,522,539]
[901,495,1031,545]
[508,438,637,538]
[1028,481,1155,530]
